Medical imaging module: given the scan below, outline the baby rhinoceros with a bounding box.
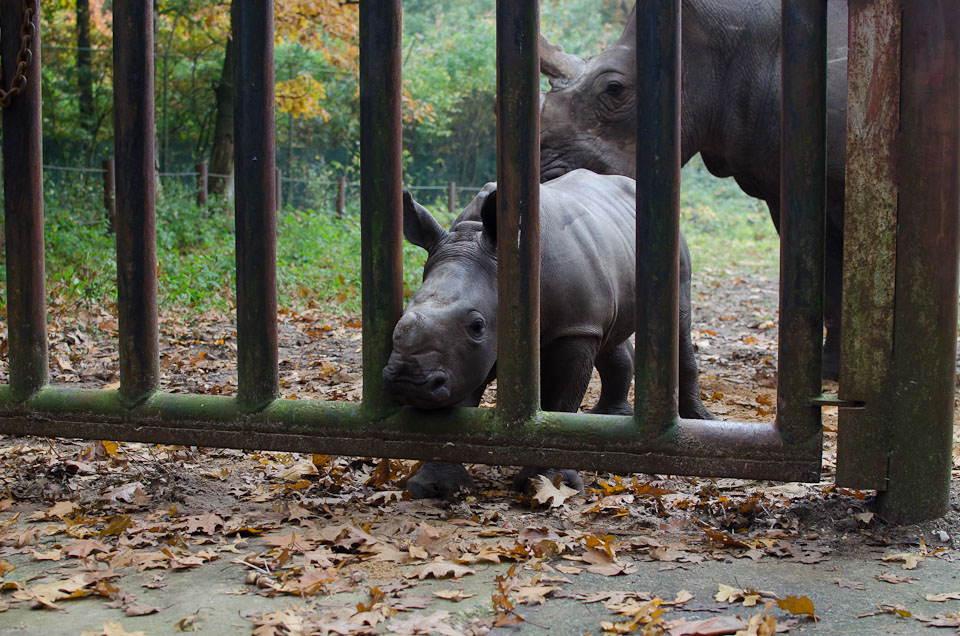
[382,169,712,498]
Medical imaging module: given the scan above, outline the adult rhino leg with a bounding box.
[590,339,634,416]
[512,336,598,493]
[680,259,714,420]
[822,222,843,381]
[405,384,487,499]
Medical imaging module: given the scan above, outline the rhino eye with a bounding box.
[604,81,624,97]
[469,317,485,337]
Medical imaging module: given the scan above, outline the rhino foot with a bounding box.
[513,467,584,493]
[405,462,474,499]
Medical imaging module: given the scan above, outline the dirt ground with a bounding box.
[0,261,959,635]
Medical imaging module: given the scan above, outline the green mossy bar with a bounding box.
[0,385,820,482]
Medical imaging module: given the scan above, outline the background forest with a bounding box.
[38,0,630,192]
[0,0,773,313]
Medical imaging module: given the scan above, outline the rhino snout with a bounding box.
[382,360,452,408]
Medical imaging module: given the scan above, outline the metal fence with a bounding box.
[1,0,957,524]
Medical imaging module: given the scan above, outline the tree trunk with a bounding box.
[208,1,236,198]
[76,0,95,147]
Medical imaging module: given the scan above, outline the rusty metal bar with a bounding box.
[233,0,278,411]
[196,161,208,206]
[0,386,821,483]
[1,0,46,402]
[359,0,403,416]
[776,0,826,448]
[837,0,900,490]
[113,0,159,406]
[634,0,679,437]
[275,167,282,211]
[881,0,959,523]
[495,0,541,424]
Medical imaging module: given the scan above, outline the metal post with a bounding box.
[275,167,282,211]
[837,0,900,489]
[233,0,278,411]
[634,1,679,437]
[1,0,47,402]
[881,0,959,523]
[102,158,115,232]
[495,0,540,424]
[337,175,347,219]
[447,181,456,215]
[359,0,403,416]
[113,0,159,406]
[776,0,826,448]
[196,161,208,206]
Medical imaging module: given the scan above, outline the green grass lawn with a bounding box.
[0,155,779,316]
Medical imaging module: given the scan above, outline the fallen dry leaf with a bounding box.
[414,560,475,580]
[531,475,579,508]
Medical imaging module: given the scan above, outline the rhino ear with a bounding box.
[539,33,585,89]
[403,190,447,252]
[479,188,497,244]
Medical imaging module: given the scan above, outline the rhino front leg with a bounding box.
[590,340,634,416]
[405,383,487,499]
[680,276,714,420]
[512,337,598,493]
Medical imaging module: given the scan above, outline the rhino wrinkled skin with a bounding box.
[539,1,848,380]
[382,169,712,498]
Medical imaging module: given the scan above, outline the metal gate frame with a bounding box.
[1,0,956,524]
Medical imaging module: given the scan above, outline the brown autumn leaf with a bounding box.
[80,621,147,636]
[13,573,95,609]
[513,584,559,605]
[433,589,476,602]
[882,552,924,570]
[664,615,748,636]
[925,592,960,602]
[414,560,475,580]
[386,610,463,636]
[776,595,815,617]
[834,578,865,590]
[65,538,112,558]
[531,475,579,508]
[876,572,918,584]
[582,546,638,576]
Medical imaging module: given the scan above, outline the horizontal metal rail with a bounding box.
[0,386,821,482]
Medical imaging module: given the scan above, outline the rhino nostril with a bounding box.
[428,376,446,392]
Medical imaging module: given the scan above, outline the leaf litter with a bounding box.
[0,271,958,633]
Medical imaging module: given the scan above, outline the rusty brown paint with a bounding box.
[359,0,403,417]
[196,161,208,207]
[2,0,47,402]
[495,0,541,424]
[0,386,821,483]
[233,0,279,411]
[634,1,680,436]
[776,0,826,450]
[837,0,900,490]
[102,158,115,232]
[113,0,159,406]
[882,0,959,523]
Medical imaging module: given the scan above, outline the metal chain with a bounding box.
[0,0,37,109]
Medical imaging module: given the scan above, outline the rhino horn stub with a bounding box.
[539,33,585,89]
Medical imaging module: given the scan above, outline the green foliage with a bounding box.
[680,156,780,281]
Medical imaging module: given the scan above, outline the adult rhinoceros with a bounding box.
[539,1,848,380]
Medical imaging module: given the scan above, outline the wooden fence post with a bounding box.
[196,161,208,206]
[448,181,456,215]
[337,175,347,219]
[275,167,282,211]
[102,158,115,233]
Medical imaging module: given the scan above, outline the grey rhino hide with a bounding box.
[539,0,848,380]
[382,170,712,497]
